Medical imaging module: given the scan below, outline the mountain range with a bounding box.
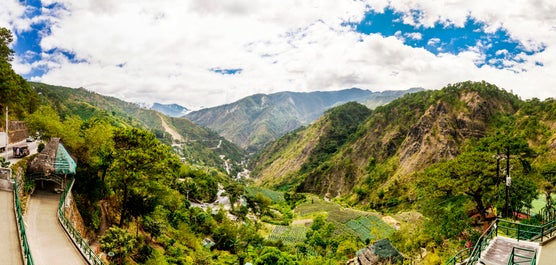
[186,88,422,153]
[29,82,246,174]
[250,81,554,206]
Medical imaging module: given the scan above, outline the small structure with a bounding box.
[347,238,405,265]
[27,138,76,189]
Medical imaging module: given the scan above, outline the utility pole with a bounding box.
[5,106,8,162]
[505,146,511,218]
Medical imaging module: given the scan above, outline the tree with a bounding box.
[0,27,39,119]
[100,227,136,265]
[224,182,244,210]
[24,105,64,139]
[107,128,180,226]
[254,247,298,265]
[0,27,14,62]
[420,151,497,220]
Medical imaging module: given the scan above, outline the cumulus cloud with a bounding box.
[2,0,556,108]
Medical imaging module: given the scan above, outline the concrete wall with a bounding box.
[0,121,29,144]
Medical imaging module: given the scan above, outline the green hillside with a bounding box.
[251,80,556,261]
[29,82,246,173]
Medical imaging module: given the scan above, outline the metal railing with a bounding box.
[57,177,105,265]
[13,179,34,265]
[507,246,536,265]
[444,247,470,265]
[446,217,556,265]
[498,218,556,243]
[445,221,497,265]
[468,221,498,264]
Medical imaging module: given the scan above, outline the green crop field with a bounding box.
[246,187,285,203]
[294,197,395,243]
[268,225,308,244]
[345,216,395,242]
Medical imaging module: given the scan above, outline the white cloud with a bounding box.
[2,0,556,109]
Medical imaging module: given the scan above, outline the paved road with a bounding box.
[25,186,87,265]
[0,189,23,265]
[1,139,39,165]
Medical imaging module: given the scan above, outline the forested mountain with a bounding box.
[186,88,422,153]
[249,80,556,260]
[252,81,554,209]
[29,82,245,173]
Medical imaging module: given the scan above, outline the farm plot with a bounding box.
[346,216,395,242]
[268,225,308,244]
[246,187,285,203]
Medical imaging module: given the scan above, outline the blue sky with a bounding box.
[1,0,555,108]
[350,8,546,70]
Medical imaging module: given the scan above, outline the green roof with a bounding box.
[54,143,76,174]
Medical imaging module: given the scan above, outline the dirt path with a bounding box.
[158,114,183,142]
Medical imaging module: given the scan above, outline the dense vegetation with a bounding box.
[252,80,556,262]
[29,82,246,174]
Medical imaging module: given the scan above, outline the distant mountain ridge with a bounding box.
[29,82,246,174]
[152,103,190,117]
[186,87,422,152]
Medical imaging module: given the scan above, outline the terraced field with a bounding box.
[268,225,308,244]
[268,197,394,244]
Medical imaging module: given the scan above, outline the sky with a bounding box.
[1,0,556,109]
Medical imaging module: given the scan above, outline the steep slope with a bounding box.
[186,88,421,153]
[29,82,245,173]
[251,102,372,190]
[251,81,523,198]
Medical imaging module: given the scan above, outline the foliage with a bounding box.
[100,227,137,264]
[107,127,181,226]
[299,102,371,176]
[254,246,299,265]
[0,28,40,121]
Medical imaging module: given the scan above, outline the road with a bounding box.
[25,184,87,265]
[0,189,24,265]
[1,139,39,165]
[0,138,39,265]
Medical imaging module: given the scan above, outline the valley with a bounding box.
[3,53,556,264]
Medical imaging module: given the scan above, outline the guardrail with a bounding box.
[445,221,497,265]
[13,179,34,265]
[446,217,556,265]
[57,177,105,265]
[444,247,470,265]
[507,246,536,265]
[498,218,556,243]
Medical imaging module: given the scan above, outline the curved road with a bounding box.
[25,184,87,265]
[1,140,86,264]
[0,189,23,265]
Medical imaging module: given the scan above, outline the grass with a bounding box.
[530,195,555,215]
